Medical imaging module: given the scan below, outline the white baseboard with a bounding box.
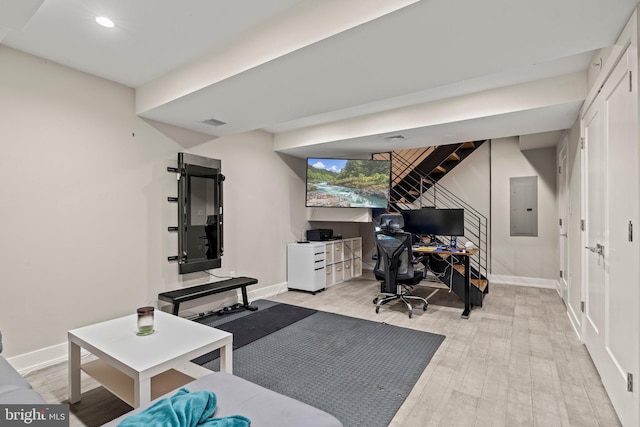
[488,274,558,289]
[8,342,77,376]
[9,342,104,376]
[567,303,583,341]
[244,281,289,301]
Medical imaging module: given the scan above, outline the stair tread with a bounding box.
[461,141,476,149]
[432,165,446,173]
[471,279,489,292]
[452,265,488,291]
[446,152,461,162]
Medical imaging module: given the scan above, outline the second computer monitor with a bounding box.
[401,208,465,236]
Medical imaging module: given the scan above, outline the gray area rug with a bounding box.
[200,305,445,427]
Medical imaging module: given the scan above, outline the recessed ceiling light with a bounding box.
[96,16,114,28]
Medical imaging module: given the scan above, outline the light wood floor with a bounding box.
[24,271,620,427]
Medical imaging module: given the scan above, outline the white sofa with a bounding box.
[102,372,343,427]
[0,331,46,404]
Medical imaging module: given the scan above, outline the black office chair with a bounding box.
[373,214,428,318]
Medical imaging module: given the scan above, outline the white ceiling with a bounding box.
[1,0,638,158]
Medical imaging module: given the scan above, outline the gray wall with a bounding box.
[0,46,307,359]
[490,139,559,280]
[439,139,559,282]
[1,46,185,357]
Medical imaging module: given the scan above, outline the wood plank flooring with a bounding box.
[23,271,620,426]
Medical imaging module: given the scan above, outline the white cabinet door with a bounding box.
[325,242,334,265]
[319,238,362,287]
[343,259,353,281]
[332,241,344,264]
[352,238,362,277]
[583,45,639,427]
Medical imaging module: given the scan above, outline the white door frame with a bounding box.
[558,139,569,301]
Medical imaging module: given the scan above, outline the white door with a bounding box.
[583,46,639,427]
[558,141,569,301]
[583,84,606,359]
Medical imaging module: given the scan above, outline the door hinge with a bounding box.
[581,219,585,231]
[628,373,633,392]
[558,166,562,174]
[629,71,633,93]
[560,270,563,278]
[559,218,563,227]
[580,137,584,149]
[581,301,585,312]
[629,221,633,242]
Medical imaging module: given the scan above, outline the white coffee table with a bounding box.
[68,310,232,408]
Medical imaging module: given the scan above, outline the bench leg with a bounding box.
[172,303,180,316]
[240,286,258,311]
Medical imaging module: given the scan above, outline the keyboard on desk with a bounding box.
[413,246,465,253]
[413,246,441,252]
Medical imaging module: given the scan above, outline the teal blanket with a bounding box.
[118,388,251,427]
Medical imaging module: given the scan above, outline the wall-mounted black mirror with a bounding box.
[176,153,224,274]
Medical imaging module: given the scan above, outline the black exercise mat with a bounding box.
[191,302,317,365]
[197,306,445,427]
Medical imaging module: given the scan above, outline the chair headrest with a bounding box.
[379,214,404,231]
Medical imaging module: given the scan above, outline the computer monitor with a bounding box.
[400,208,465,236]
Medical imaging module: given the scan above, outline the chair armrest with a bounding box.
[410,255,422,264]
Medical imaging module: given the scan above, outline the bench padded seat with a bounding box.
[158,277,258,315]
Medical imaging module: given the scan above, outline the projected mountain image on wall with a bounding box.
[306,158,390,208]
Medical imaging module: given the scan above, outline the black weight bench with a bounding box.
[158,276,258,316]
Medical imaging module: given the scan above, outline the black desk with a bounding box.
[413,247,478,319]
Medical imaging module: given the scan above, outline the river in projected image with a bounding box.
[307,182,387,208]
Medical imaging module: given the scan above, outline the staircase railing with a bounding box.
[379,151,489,284]
[420,183,489,284]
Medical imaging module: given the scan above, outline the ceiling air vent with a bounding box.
[201,118,227,127]
[383,134,406,142]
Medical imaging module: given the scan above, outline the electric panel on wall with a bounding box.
[510,176,538,236]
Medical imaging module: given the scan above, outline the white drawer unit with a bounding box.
[287,238,362,292]
[287,243,326,294]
